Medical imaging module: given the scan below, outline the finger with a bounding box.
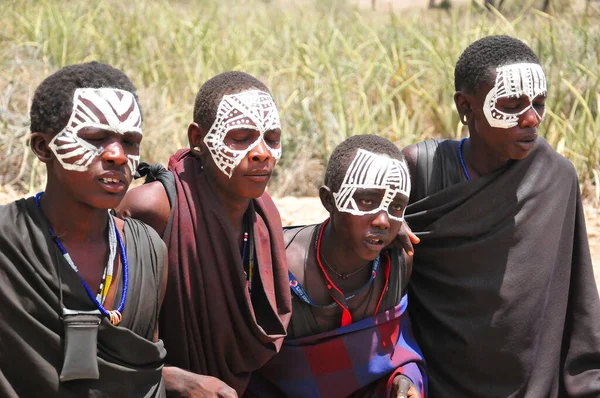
[408,229,420,245]
[396,223,414,255]
[219,390,238,398]
[396,377,411,398]
[407,386,419,398]
[402,222,420,245]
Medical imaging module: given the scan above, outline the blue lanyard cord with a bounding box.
[458,137,471,181]
[34,192,128,324]
[288,255,380,309]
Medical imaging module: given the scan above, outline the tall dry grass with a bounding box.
[0,0,598,196]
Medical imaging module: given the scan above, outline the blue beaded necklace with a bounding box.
[34,192,129,325]
[458,137,471,181]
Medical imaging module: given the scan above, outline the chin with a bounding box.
[243,186,269,200]
[509,149,533,161]
[359,250,380,263]
[91,195,127,210]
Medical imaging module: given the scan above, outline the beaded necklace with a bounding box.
[35,192,128,325]
[458,137,472,181]
[298,219,391,328]
[320,250,371,280]
[241,213,255,292]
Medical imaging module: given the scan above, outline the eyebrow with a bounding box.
[121,131,143,139]
[229,128,260,133]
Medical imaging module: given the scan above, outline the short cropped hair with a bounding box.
[454,35,541,94]
[324,134,404,192]
[193,71,271,131]
[30,61,139,135]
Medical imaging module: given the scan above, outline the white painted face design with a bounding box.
[203,89,281,178]
[483,62,547,129]
[332,149,411,222]
[49,88,142,173]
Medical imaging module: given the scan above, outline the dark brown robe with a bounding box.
[405,138,600,397]
[159,149,292,395]
[0,198,166,398]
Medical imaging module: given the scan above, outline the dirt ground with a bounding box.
[272,196,600,295]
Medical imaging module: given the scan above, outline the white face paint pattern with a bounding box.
[332,149,411,222]
[203,89,281,178]
[48,88,142,173]
[483,62,547,129]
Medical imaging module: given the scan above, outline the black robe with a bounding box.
[405,138,600,397]
[0,197,166,397]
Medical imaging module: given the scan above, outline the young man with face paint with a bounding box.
[116,71,292,397]
[249,135,425,398]
[0,62,168,397]
[402,35,600,397]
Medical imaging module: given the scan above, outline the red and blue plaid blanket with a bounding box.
[250,295,426,397]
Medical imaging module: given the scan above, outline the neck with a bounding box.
[464,136,510,177]
[320,222,370,275]
[40,184,108,245]
[204,175,250,242]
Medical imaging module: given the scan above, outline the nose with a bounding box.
[249,138,271,163]
[371,210,390,230]
[101,140,128,166]
[519,106,542,129]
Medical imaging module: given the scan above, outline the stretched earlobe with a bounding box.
[319,185,336,213]
[29,133,54,164]
[454,91,472,126]
[188,123,207,156]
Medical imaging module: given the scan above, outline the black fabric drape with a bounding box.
[406,138,600,397]
[0,198,166,397]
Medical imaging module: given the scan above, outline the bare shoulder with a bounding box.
[115,181,171,236]
[284,225,316,285]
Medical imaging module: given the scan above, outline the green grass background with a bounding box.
[0,0,598,197]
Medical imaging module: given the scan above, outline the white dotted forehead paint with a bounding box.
[203,89,281,178]
[483,62,547,129]
[333,148,411,222]
[48,88,142,173]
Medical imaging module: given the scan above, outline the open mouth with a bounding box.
[364,236,386,251]
[367,237,384,245]
[100,177,122,184]
[97,174,127,193]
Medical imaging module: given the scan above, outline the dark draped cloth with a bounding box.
[405,138,600,397]
[159,149,292,395]
[0,198,166,398]
[248,224,425,398]
[250,298,424,398]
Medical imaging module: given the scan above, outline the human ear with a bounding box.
[319,185,336,213]
[29,132,54,164]
[188,122,207,156]
[454,91,472,125]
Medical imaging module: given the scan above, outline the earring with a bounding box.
[460,113,468,125]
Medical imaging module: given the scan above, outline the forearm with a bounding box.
[162,366,238,398]
[163,366,188,398]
